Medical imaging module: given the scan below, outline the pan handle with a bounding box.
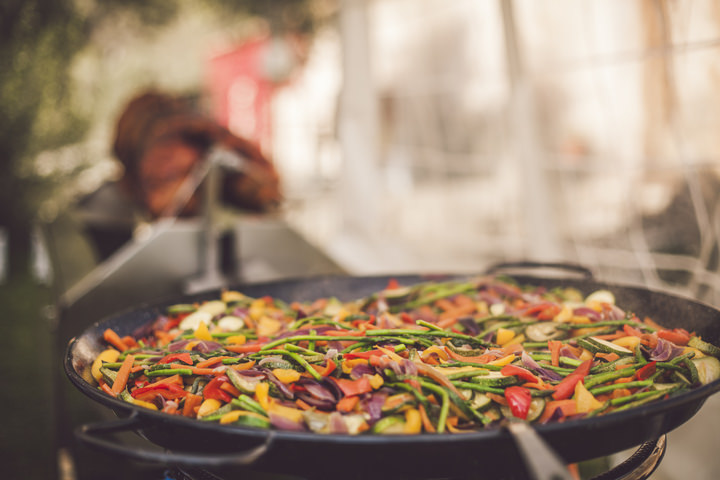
[506,421,574,480]
[485,261,595,279]
[74,411,274,468]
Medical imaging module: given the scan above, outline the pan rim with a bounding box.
[63,272,720,450]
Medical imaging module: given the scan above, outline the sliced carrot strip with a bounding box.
[169,363,217,376]
[336,395,359,413]
[98,379,115,396]
[103,328,128,352]
[182,393,203,417]
[595,352,620,363]
[538,399,576,424]
[111,354,135,395]
[196,356,232,368]
[225,344,264,354]
[230,361,257,371]
[147,374,184,387]
[418,403,436,433]
[220,382,241,397]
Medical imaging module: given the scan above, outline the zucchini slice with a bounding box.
[585,337,633,356]
[382,286,414,305]
[500,397,545,422]
[693,356,720,385]
[688,337,720,358]
[470,371,519,387]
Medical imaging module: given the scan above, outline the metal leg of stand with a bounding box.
[591,435,667,480]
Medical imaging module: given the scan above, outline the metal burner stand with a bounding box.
[162,436,666,480]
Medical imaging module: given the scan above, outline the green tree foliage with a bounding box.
[0,0,323,279]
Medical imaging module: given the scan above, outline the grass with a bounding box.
[0,272,56,479]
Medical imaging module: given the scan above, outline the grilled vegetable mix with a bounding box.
[90,277,720,434]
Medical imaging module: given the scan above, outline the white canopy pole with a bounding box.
[337,0,382,242]
[500,0,562,261]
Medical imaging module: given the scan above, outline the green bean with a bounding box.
[556,320,651,331]
[259,334,367,351]
[437,361,503,371]
[610,387,682,411]
[417,380,450,433]
[387,381,432,411]
[252,349,324,381]
[146,368,192,377]
[365,329,489,347]
[529,353,583,368]
[451,381,505,396]
[416,320,445,331]
[390,283,476,311]
[232,395,267,416]
[584,368,636,389]
[589,380,653,396]
[444,369,492,380]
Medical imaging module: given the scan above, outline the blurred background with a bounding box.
[4,0,720,478]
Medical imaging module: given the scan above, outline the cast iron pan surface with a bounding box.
[65,272,720,479]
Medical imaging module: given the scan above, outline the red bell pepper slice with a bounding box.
[636,361,657,380]
[657,328,691,346]
[310,359,337,376]
[203,375,233,402]
[504,386,532,420]
[572,359,593,377]
[623,324,644,338]
[523,302,561,320]
[157,352,193,365]
[551,359,592,400]
[333,376,373,397]
[501,364,539,383]
[552,373,583,401]
[344,349,387,359]
[131,383,187,402]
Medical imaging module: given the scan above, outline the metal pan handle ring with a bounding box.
[74,411,274,468]
[485,261,595,279]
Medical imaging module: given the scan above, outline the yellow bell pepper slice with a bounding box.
[221,290,246,303]
[219,410,267,425]
[612,336,641,350]
[129,397,159,411]
[684,346,705,358]
[403,408,422,434]
[574,381,603,413]
[255,381,270,410]
[194,321,213,341]
[420,345,449,362]
[496,328,515,346]
[272,368,301,384]
[226,334,247,345]
[268,403,304,423]
[91,349,121,382]
[248,299,266,321]
[342,358,369,374]
[369,373,384,390]
[197,398,222,417]
[488,353,516,367]
[578,349,594,362]
[257,316,281,337]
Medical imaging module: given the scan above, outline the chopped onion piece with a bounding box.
[179,311,213,331]
[585,290,615,306]
[217,315,244,331]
